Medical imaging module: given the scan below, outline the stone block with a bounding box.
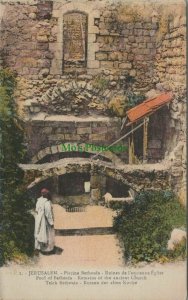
[123,53,128,60]
[119,62,132,69]
[135,22,142,29]
[42,127,52,134]
[52,9,60,18]
[149,30,156,36]
[88,33,96,43]
[53,134,65,141]
[109,51,122,61]
[180,16,186,26]
[142,48,151,55]
[127,53,134,61]
[89,133,106,141]
[130,69,136,77]
[143,30,150,36]
[87,60,100,69]
[122,29,129,35]
[92,127,107,134]
[128,36,135,42]
[77,127,92,134]
[99,29,110,35]
[171,167,183,177]
[147,42,154,48]
[138,43,146,48]
[89,25,99,34]
[36,35,48,42]
[50,145,59,154]
[29,12,37,20]
[135,29,143,36]
[37,43,49,50]
[173,16,180,28]
[50,59,62,75]
[64,134,80,141]
[39,68,50,76]
[113,61,119,69]
[100,61,114,69]
[103,11,111,18]
[95,52,108,60]
[127,23,134,30]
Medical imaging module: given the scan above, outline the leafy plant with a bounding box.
[108,200,127,211]
[92,74,110,91]
[126,92,146,109]
[113,190,186,263]
[108,91,146,117]
[0,68,34,266]
[108,94,128,117]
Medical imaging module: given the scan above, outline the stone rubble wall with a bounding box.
[153,11,186,205]
[0,0,186,203]
[0,1,186,116]
[0,0,165,116]
[24,76,122,116]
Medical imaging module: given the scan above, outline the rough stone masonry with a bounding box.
[0,0,186,205]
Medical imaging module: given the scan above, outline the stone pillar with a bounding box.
[53,175,59,195]
[90,166,106,204]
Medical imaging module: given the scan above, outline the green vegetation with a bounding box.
[108,92,145,117]
[113,190,186,264]
[0,68,34,266]
[126,92,146,109]
[92,74,110,91]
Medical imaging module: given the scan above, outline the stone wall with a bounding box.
[0,0,171,117]
[152,7,186,205]
[0,1,186,114]
[25,115,127,161]
[0,0,186,203]
[0,1,186,116]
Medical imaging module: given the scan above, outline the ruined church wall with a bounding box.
[152,6,186,205]
[0,0,186,203]
[0,0,161,117]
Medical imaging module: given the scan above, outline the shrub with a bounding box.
[108,200,127,211]
[0,68,34,266]
[126,92,146,109]
[108,92,146,117]
[92,74,110,91]
[113,190,186,263]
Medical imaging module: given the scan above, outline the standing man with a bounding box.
[34,188,55,254]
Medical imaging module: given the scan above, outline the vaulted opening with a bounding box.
[59,173,90,196]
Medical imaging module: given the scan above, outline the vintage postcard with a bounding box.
[0,0,186,299]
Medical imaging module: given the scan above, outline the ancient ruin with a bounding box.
[0,0,186,206]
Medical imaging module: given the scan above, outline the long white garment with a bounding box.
[35,196,55,252]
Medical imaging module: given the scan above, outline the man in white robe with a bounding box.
[35,189,55,253]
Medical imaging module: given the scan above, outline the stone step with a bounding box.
[55,227,115,236]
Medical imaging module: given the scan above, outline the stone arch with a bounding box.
[31,143,124,165]
[37,79,114,115]
[24,159,139,192]
[21,158,170,193]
